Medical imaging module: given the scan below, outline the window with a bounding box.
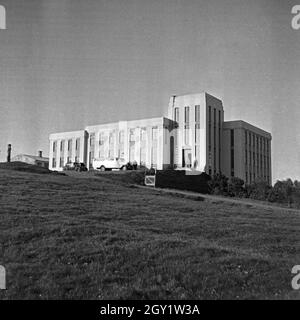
[151,127,158,167]
[53,141,57,152]
[99,133,105,145]
[140,128,147,165]
[68,139,72,151]
[184,126,190,145]
[109,131,115,158]
[174,107,179,122]
[129,129,135,162]
[195,105,200,123]
[60,140,64,152]
[75,138,80,150]
[248,132,251,147]
[230,130,234,177]
[119,131,124,144]
[230,129,234,148]
[184,106,190,123]
[218,110,221,172]
[52,158,56,168]
[208,107,212,152]
[195,124,200,144]
[129,129,135,142]
[213,109,216,173]
[89,134,95,167]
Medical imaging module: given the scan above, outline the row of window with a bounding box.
[245,171,270,185]
[88,127,159,165]
[52,139,80,153]
[52,155,79,168]
[245,130,270,155]
[174,105,201,123]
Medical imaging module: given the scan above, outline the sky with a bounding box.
[0,0,299,182]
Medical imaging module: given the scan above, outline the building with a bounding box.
[12,151,49,168]
[49,130,88,169]
[222,121,272,185]
[48,92,272,184]
[167,93,224,174]
[49,118,177,171]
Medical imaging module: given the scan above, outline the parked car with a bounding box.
[92,158,133,171]
[63,162,87,172]
[74,162,88,172]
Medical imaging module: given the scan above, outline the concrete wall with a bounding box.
[49,130,88,171]
[168,92,224,174]
[222,121,272,185]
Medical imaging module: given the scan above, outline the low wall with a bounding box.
[155,170,211,194]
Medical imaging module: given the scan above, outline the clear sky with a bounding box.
[0,0,299,182]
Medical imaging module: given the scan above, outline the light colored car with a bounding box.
[92,157,129,171]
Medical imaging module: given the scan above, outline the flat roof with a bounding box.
[223,120,272,139]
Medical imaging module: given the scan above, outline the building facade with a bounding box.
[222,121,272,185]
[48,92,272,184]
[167,93,224,174]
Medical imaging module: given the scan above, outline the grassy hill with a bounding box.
[0,167,299,299]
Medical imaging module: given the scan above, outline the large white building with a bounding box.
[49,92,272,184]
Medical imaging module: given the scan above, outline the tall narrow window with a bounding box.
[75,138,80,163]
[195,105,200,143]
[213,109,216,173]
[140,128,147,165]
[174,107,179,122]
[118,130,125,159]
[109,131,115,159]
[151,127,158,167]
[218,110,221,172]
[230,129,234,177]
[60,141,65,168]
[208,106,212,153]
[195,105,200,122]
[89,133,95,167]
[129,129,135,162]
[184,106,190,145]
[184,106,190,123]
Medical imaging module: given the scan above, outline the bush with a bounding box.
[268,179,297,207]
[208,173,229,195]
[228,177,245,197]
[245,179,271,201]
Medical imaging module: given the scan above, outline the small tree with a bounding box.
[268,179,294,206]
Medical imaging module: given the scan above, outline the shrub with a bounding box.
[245,179,271,201]
[228,177,245,197]
[208,173,229,195]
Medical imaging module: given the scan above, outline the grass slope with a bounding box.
[0,168,299,299]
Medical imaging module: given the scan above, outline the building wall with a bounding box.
[222,121,272,185]
[167,92,224,174]
[49,130,88,171]
[86,117,176,170]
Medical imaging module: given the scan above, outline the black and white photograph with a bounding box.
[0,0,299,311]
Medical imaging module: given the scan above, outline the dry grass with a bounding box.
[0,166,299,299]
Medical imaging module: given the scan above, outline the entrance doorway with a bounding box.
[182,148,192,168]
